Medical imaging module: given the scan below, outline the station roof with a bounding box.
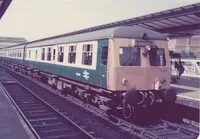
[72,3,200,37]
[0,37,27,49]
[2,2,200,49]
[0,0,12,19]
[30,2,199,43]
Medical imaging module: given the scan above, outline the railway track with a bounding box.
[0,70,98,139]
[0,64,199,139]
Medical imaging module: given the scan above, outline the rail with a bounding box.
[1,64,199,139]
[0,70,97,139]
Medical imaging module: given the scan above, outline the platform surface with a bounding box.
[0,85,35,139]
[171,77,200,109]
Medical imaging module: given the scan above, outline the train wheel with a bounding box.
[164,87,176,103]
[122,101,136,121]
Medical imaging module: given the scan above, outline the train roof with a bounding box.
[5,26,167,49]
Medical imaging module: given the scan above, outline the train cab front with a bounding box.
[108,38,176,120]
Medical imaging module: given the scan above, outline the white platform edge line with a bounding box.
[177,94,200,102]
[171,84,199,91]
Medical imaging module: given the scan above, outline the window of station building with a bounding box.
[68,45,76,64]
[57,46,64,62]
[47,47,52,61]
[53,49,56,60]
[82,44,93,66]
[101,47,108,65]
[41,48,45,60]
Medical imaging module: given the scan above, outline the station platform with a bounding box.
[0,85,35,139]
[171,77,200,109]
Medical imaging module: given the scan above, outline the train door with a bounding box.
[98,40,109,88]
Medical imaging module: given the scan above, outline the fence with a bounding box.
[171,59,200,78]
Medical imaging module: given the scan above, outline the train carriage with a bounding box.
[0,26,176,120]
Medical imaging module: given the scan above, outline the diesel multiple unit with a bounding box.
[0,26,176,120]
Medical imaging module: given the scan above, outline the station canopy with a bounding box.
[3,2,200,46]
[43,2,199,41]
[0,0,12,20]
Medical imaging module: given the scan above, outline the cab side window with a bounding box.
[101,47,108,65]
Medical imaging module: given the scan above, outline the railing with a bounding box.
[171,59,200,78]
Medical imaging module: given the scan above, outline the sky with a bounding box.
[0,0,199,41]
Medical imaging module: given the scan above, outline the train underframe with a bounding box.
[1,60,177,121]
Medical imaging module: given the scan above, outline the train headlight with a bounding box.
[154,80,161,90]
[122,78,129,86]
[145,45,151,51]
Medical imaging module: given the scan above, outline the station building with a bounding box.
[168,35,200,59]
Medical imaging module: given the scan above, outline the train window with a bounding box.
[29,50,31,58]
[19,50,21,58]
[47,47,52,61]
[58,46,64,62]
[149,48,166,66]
[41,48,45,60]
[25,50,27,58]
[68,45,76,64]
[53,49,56,60]
[35,50,38,59]
[101,47,108,65]
[119,47,141,66]
[82,44,93,66]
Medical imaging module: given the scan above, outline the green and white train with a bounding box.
[0,26,176,120]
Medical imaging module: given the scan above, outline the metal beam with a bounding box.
[157,23,200,33]
[0,0,12,19]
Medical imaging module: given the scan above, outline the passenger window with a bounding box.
[19,50,21,58]
[53,49,56,60]
[47,47,52,61]
[82,44,93,66]
[29,50,31,58]
[58,46,64,62]
[41,48,45,60]
[17,50,19,58]
[68,45,76,64]
[101,47,108,65]
[25,50,27,58]
[35,50,38,59]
